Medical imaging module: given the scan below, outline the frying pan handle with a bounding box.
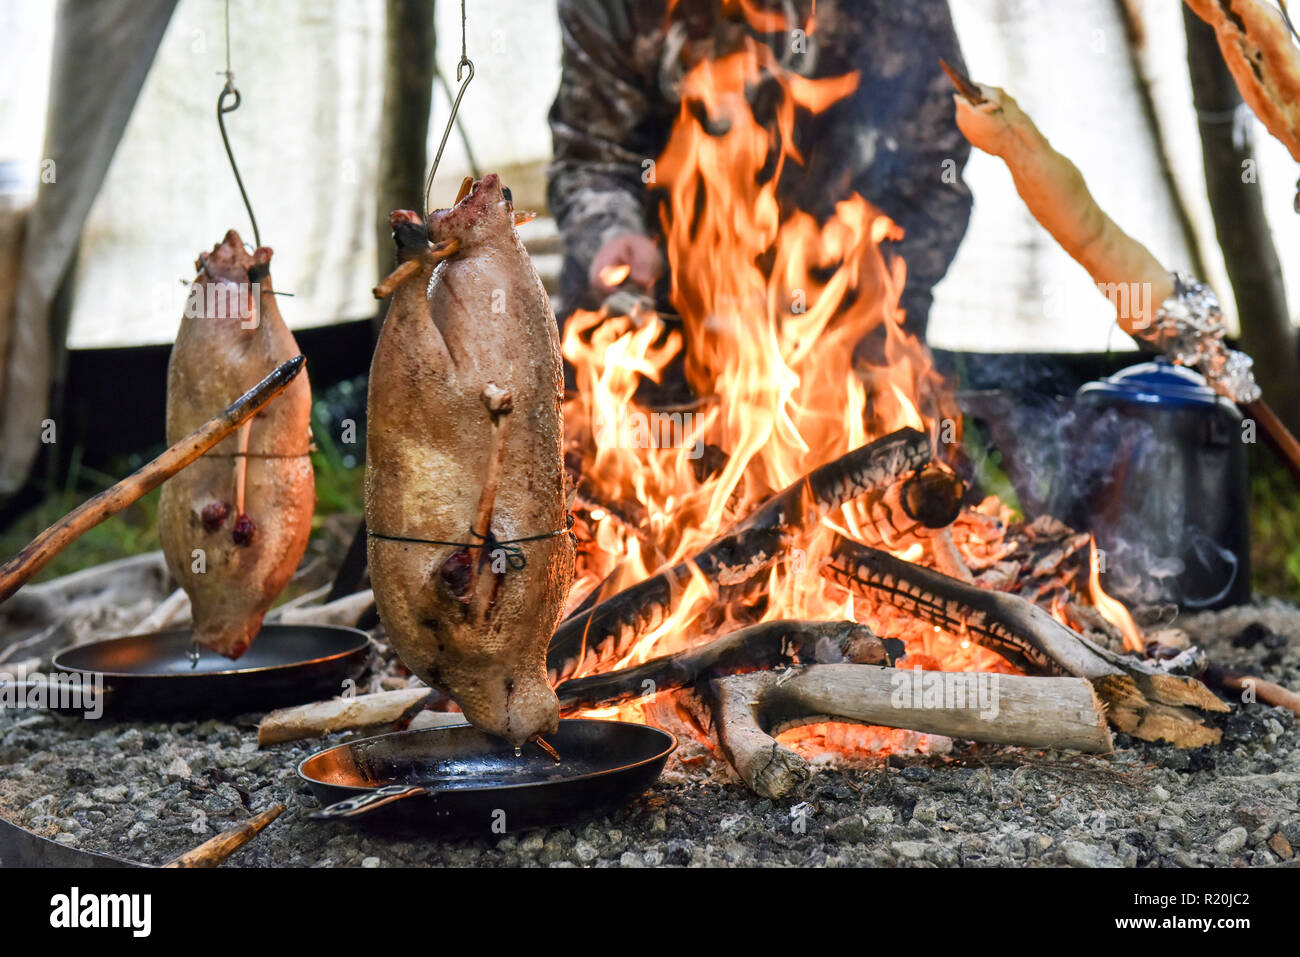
[309,784,429,820]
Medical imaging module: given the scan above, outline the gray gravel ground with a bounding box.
[1,600,1297,868]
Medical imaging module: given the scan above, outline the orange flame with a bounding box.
[1088,537,1144,653]
[561,13,1087,735]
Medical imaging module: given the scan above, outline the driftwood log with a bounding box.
[257,687,434,746]
[548,427,932,680]
[709,664,1112,799]
[823,536,1228,746]
[555,619,901,709]
[272,588,375,629]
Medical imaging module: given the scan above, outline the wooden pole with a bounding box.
[375,0,436,327]
[163,804,285,868]
[0,355,306,604]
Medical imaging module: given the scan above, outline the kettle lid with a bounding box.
[1077,356,1223,409]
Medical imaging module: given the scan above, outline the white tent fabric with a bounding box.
[68,0,386,349]
[0,1,1295,362]
[0,0,179,494]
[932,0,1208,352]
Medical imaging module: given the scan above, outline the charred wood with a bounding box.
[547,427,932,680]
[823,536,1227,747]
[555,618,900,709]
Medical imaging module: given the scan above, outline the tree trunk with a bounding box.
[1184,6,1300,436]
[375,0,437,331]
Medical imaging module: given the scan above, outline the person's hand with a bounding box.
[589,234,662,297]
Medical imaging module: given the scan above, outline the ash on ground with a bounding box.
[1,601,1297,868]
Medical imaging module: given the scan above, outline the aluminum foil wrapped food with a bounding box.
[1136,273,1262,405]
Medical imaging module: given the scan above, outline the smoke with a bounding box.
[950,353,1246,610]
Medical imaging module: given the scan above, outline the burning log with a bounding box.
[257,687,434,746]
[163,803,285,868]
[710,664,1112,799]
[823,537,1228,747]
[555,619,900,709]
[548,427,932,680]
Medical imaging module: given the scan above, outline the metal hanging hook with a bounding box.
[216,0,261,248]
[424,0,474,216]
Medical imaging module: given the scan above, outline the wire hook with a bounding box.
[424,0,474,216]
[216,0,260,248]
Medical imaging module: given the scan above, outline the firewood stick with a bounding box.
[547,427,932,680]
[555,619,899,709]
[470,385,513,619]
[710,665,1112,799]
[0,355,306,605]
[824,536,1227,748]
[257,687,434,746]
[127,587,191,636]
[273,588,375,628]
[373,238,461,299]
[162,803,285,868]
[1204,664,1300,717]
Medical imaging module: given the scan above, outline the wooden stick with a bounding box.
[372,238,462,299]
[273,588,375,628]
[938,58,985,105]
[257,687,434,746]
[0,355,306,605]
[555,619,897,709]
[470,385,513,619]
[455,175,474,204]
[1204,664,1300,717]
[127,587,191,636]
[710,665,1112,799]
[162,804,285,868]
[372,258,421,299]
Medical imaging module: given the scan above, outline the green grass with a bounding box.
[1249,443,1300,602]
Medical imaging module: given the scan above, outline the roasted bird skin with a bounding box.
[366,175,574,747]
[158,231,314,659]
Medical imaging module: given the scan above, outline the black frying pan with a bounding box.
[49,624,371,716]
[300,719,676,834]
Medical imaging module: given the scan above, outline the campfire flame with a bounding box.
[558,11,1137,753]
[1088,537,1144,653]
